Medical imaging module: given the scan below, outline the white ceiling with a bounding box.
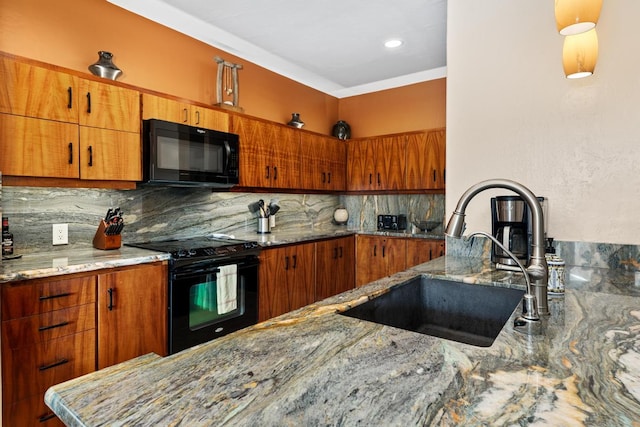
[107,0,447,98]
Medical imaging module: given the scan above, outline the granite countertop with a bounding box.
[45,256,640,426]
[0,228,442,283]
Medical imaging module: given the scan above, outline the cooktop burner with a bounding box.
[126,236,260,259]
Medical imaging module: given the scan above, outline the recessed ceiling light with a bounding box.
[384,39,403,49]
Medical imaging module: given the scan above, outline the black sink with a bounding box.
[339,277,524,347]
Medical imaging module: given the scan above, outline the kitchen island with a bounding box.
[45,255,640,426]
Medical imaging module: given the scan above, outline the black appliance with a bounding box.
[127,236,260,354]
[490,196,545,268]
[377,214,406,231]
[142,119,240,188]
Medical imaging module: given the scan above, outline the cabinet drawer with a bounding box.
[6,393,63,427]
[2,303,95,349]
[2,330,95,403]
[2,276,96,320]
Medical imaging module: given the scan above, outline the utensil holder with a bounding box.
[93,220,121,250]
[257,217,270,234]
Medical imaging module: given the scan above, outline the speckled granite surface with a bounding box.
[45,255,640,426]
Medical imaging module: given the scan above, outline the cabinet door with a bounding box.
[356,235,406,287]
[78,79,140,133]
[406,129,445,190]
[233,116,300,189]
[191,107,229,132]
[258,244,315,321]
[375,135,406,190]
[79,127,142,181]
[300,133,346,191]
[347,138,376,191]
[406,238,445,268]
[0,57,78,123]
[97,263,168,369]
[316,236,355,300]
[141,93,190,123]
[0,114,79,179]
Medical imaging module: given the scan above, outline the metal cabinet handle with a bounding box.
[39,358,69,371]
[39,413,56,423]
[195,110,200,125]
[39,292,71,301]
[382,245,386,257]
[265,166,270,179]
[377,173,381,186]
[322,172,326,183]
[429,249,433,260]
[67,87,73,109]
[284,256,289,270]
[86,92,91,113]
[328,172,331,184]
[333,247,338,259]
[183,108,188,123]
[433,169,437,182]
[339,246,343,258]
[68,142,73,164]
[369,173,372,185]
[273,166,278,180]
[88,146,93,166]
[292,255,297,269]
[107,288,114,311]
[38,321,70,332]
[373,245,377,257]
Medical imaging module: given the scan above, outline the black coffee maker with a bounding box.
[490,196,530,267]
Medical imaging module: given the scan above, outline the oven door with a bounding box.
[169,256,259,354]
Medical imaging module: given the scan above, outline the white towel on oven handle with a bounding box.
[216,264,238,314]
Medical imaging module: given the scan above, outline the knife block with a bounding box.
[93,220,121,250]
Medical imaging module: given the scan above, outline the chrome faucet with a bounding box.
[445,179,549,320]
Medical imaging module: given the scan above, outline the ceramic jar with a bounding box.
[546,254,566,293]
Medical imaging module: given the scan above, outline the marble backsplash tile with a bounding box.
[446,235,640,271]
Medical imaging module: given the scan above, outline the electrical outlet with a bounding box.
[52,223,68,245]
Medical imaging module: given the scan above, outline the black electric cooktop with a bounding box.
[126,236,259,259]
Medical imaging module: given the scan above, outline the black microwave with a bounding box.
[142,119,240,188]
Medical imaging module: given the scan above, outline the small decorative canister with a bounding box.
[546,254,566,294]
[332,120,351,140]
[333,207,349,225]
[88,51,123,81]
[287,113,305,128]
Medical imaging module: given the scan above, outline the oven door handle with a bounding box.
[171,258,260,280]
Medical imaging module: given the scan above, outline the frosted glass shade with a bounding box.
[563,28,598,79]
[555,0,603,35]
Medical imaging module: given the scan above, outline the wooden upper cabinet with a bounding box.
[347,135,405,191]
[300,132,346,191]
[0,114,79,179]
[232,115,300,189]
[141,93,229,132]
[406,129,446,190]
[79,127,142,181]
[78,79,140,133]
[0,57,78,123]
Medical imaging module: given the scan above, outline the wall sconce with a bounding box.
[556,0,602,79]
[563,28,599,79]
[555,0,603,35]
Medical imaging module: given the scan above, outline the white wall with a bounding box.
[446,0,640,245]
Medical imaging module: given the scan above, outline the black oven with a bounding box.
[127,237,260,354]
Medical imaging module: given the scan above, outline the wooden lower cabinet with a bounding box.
[356,235,445,287]
[0,262,168,426]
[97,263,168,369]
[315,236,355,300]
[406,238,445,268]
[258,243,315,321]
[356,235,407,287]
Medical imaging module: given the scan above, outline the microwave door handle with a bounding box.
[224,141,231,171]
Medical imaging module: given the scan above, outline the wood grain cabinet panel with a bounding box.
[79,127,142,181]
[406,238,445,268]
[315,236,355,300]
[355,235,407,287]
[258,243,315,321]
[0,57,78,123]
[405,129,446,190]
[232,115,301,189]
[142,93,229,131]
[97,263,168,369]
[300,132,346,191]
[0,114,79,179]
[78,79,140,133]
[347,135,406,191]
